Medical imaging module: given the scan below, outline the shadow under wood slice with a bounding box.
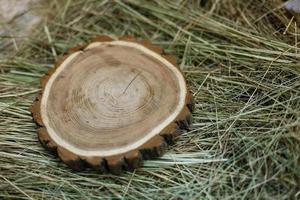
[159,123,182,145]
[81,156,107,172]
[57,147,86,171]
[176,107,192,130]
[139,135,167,160]
[105,156,126,175]
[186,91,195,112]
[124,150,143,171]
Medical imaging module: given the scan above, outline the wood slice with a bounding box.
[31,35,194,173]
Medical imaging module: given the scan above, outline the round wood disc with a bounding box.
[31,35,194,173]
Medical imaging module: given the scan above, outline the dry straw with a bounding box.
[0,0,299,199]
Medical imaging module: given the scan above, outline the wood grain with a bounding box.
[31,35,194,173]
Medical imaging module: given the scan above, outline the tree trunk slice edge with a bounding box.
[31,35,194,173]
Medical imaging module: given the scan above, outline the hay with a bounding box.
[0,0,299,199]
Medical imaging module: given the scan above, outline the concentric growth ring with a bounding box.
[31,35,194,174]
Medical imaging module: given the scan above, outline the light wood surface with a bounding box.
[31,35,194,173]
